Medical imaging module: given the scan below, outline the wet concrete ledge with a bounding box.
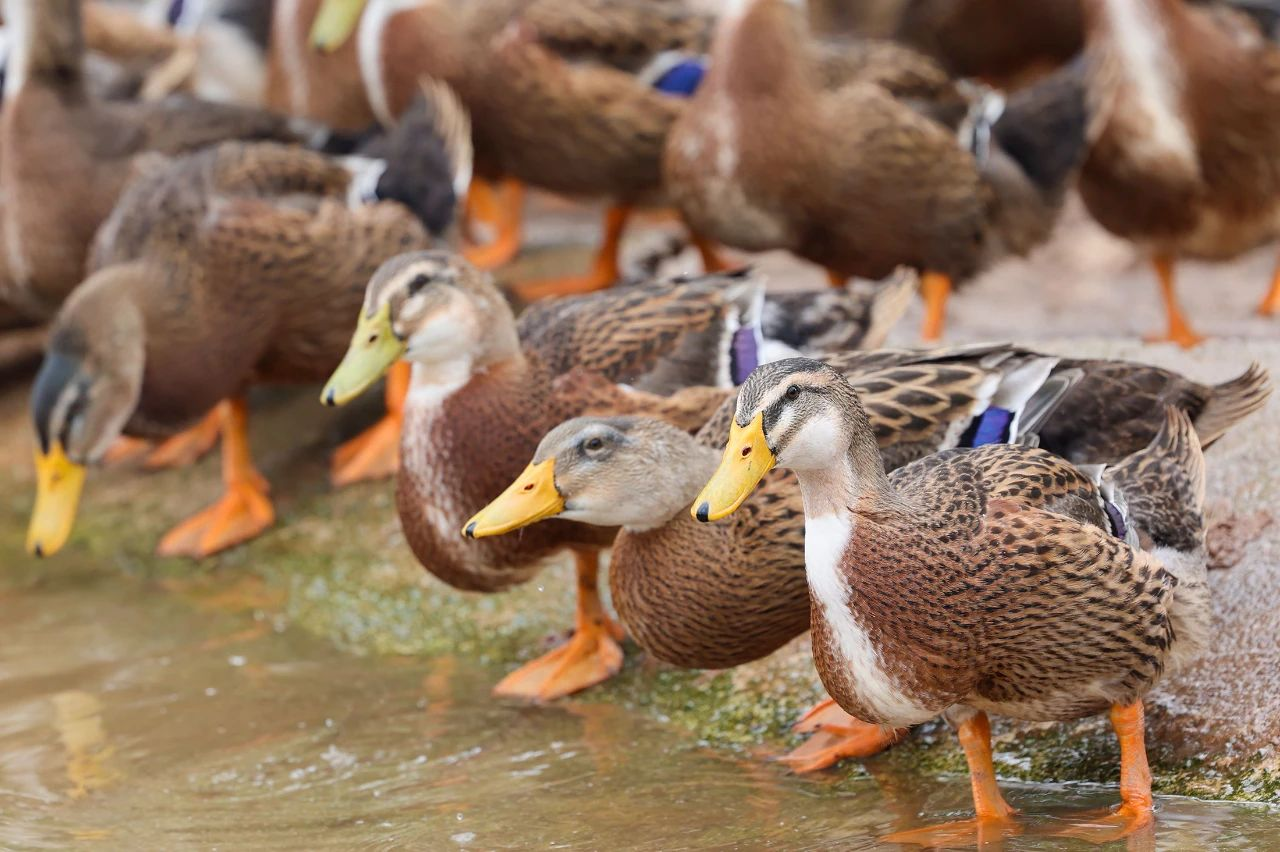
[1,337,1277,804]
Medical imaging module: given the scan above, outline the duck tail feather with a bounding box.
[1195,361,1272,449]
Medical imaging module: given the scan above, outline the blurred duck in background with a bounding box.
[24,79,471,560]
[0,0,322,320]
[308,0,726,297]
[265,0,377,130]
[664,0,1089,342]
[1079,0,1280,346]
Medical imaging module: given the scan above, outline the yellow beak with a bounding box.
[309,0,368,52]
[463,459,565,538]
[322,303,406,407]
[27,440,87,557]
[692,413,774,522]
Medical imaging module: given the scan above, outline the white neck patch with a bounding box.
[1099,0,1197,167]
[358,0,424,126]
[804,511,935,725]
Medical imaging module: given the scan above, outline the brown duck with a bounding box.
[691,356,1263,843]
[24,139,443,561]
[0,0,321,319]
[664,0,1090,341]
[464,344,1269,771]
[320,256,902,700]
[308,0,728,294]
[1079,0,1280,345]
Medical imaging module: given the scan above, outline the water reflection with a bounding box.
[0,576,1274,850]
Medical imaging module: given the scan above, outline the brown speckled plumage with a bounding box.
[0,0,315,318]
[567,348,1266,672]
[367,255,776,594]
[36,142,429,457]
[1080,0,1280,261]
[722,358,1224,729]
[663,0,1087,285]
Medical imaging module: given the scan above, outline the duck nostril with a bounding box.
[740,445,751,457]
[522,482,534,492]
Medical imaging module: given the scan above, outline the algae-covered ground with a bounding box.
[2,200,1278,806]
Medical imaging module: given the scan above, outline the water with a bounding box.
[0,575,1275,851]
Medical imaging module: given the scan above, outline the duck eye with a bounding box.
[584,437,604,452]
[785,384,801,402]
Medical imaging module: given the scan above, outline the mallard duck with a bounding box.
[664,0,1089,341]
[893,0,1084,89]
[265,0,376,130]
[691,356,1267,842]
[463,345,1269,771]
[319,255,902,699]
[22,97,476,558]
[1079,0,1280,346]
[308,0,727,295]
[0,0,325,320]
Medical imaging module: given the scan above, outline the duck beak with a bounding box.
[26,441,87,558]
[322,303,405,407]
[692,413,773,523]
[309,0,367,52]
[463,459,564,538]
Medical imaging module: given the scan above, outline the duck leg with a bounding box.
[330,361,409,486]
[461,179,525,270]
[156,398,275,558]
[692,232,729,273]
[1054,701,1157,842]
[881,710,1018,846]
[919,271,951,342]
[1259,256,1280,316]
[492,550,625,701]
[141,408,222,469]
[513,206,631,301]
[779,697,904,773]
[1147,256,1205,347]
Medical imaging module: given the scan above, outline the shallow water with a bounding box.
[0,575,1276,851]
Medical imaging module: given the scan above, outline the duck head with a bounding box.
[322,251,518,406]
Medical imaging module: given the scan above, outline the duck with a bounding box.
[0,0,328,320]
[664,0,1090,341]
[318,256,903,700]
[25,80,471,560]
[462,345,1270,771]
[893,0,1084,89]
[308,0,727,295]
[1078,0,1280,346]
[265,0,376,130]
[691,356,1267,842]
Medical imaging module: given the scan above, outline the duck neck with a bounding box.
[4,0,84,97]
[707,0,810,103]
[625,442,722,533]
[795,409,895,522]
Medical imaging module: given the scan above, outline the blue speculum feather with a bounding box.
[730,326,758,386]
[1103,500,1128,540]
[652,61,707,97]
[961,406,1013,447]
[167,0,186,26]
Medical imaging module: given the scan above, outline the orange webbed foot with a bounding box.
[1050,802,1155,845]
[491,615,625,701]
[1143,327,1206,349]
[781,698,903,772]
[156,473,274,558]
[142,409,221,470]
[882,814,1022,847]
